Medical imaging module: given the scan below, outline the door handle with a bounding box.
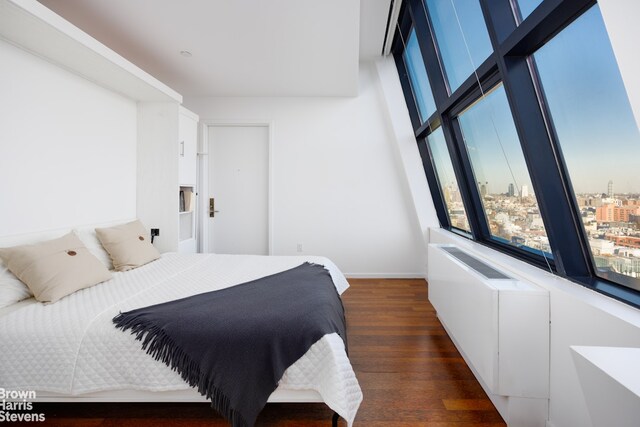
[209,198,220,217]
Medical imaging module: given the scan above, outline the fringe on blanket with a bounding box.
[113,312,249,427]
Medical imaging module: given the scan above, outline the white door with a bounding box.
[207,125,269,255]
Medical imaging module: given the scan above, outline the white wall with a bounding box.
[185,62,425,276]
[0,39,137,237]
[374,57,440,263]
[137,102,180,253]
[599,0,640,130]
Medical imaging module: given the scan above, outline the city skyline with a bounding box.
[441,179,640,284]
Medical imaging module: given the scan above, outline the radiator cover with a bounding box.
[428,244,550,400]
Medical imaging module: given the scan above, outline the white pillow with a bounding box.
[75,228,114,270]
[0,260,32,308]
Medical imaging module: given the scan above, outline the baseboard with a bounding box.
[344,273,426,279]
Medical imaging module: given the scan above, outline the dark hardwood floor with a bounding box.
[29,279,505,426]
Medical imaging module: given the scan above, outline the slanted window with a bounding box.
[457,84,549,257]
[534,5,640,291]
[392,0,640,307]
[402,28,437,122]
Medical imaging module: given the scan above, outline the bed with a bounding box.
[0,225,362,426]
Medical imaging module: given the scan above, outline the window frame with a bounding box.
[392,0,640,308]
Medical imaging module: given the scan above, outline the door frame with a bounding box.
[197,120,274,255]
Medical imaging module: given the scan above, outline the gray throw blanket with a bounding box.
[113,262,347,427]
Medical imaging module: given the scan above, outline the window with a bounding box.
[534,5,640,290]
[403,28,437,122]
[515,0,543,21]
[393,0,640,306]
[427,128,471,232]
[425,0,493,93]
[457,84,549,256]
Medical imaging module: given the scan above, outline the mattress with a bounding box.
[0,253,362,425]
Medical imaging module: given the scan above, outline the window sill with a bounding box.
[429,227,640,328]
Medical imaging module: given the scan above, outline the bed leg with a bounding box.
[332,411,340,427]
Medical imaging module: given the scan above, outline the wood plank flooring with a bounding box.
[29,279,505,426]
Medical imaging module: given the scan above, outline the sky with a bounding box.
[458,84,535,195]
[426,0,493,92]
[418,1,640,195]
[534,5,640,194]
[403,29,436,121]
[517,0,543,20]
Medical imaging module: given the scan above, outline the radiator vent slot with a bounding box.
[441,246,512,279]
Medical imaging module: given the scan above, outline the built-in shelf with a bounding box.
[0,0,181,103]
[178,185,196,250]
[179,211,194,242]
[179,186,195,213]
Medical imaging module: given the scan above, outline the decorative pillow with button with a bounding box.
[0,232,112,303]
[95,220,161,272]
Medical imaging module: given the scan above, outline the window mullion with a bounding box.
[441,114,489,241]
[480,0,517,44]
[499,0,596,56]
[393,47,422,131]
[418,139,453,228]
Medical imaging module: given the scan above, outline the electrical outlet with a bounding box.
[297,243,303,253]
[151,228,160,237]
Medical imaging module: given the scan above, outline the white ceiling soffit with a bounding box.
[360,0,392,59]
[36,0,392,97]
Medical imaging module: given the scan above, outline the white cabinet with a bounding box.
[178,106,199,253]
[179,107,198,186]
[428,243,550,426]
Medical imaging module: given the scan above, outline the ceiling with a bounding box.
[37,0,392,97]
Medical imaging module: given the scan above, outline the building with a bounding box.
[608,179,614,198]
[590,238,615,255]
[596,203,640,222]
[606,234,640,249]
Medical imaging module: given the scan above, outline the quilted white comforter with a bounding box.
[0,253,362,425]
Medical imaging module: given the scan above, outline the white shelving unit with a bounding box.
[178,107,199,253]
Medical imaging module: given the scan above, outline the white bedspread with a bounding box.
[0,253,362,425]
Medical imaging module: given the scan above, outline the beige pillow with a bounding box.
[95,220,160,271]
[0,232,112,303]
